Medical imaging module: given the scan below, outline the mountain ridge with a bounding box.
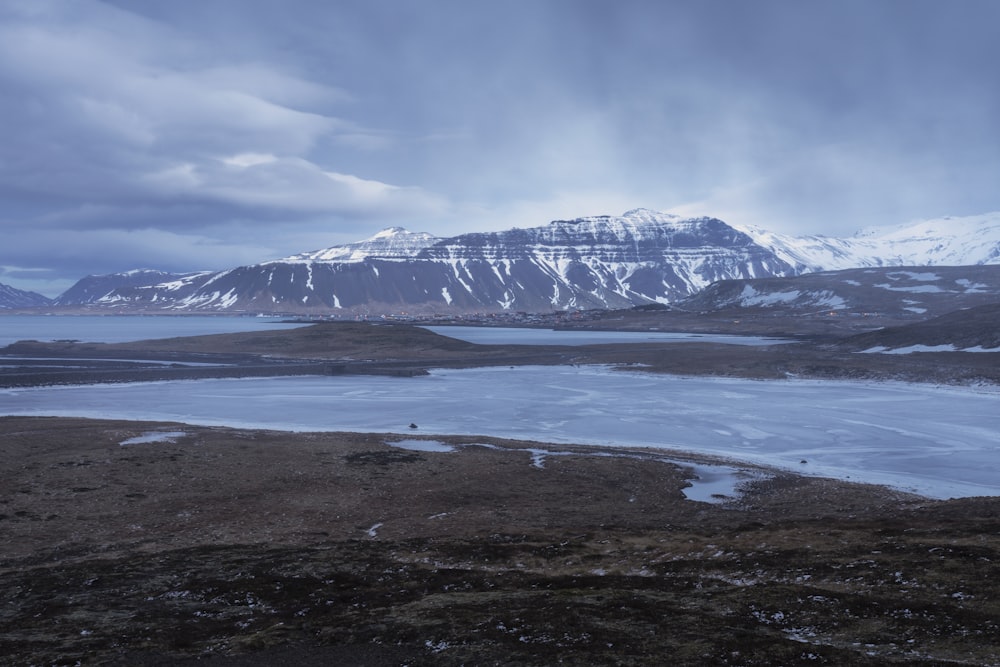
[25,209,1000,314]
[0,282,53,309]
[735,212,1000,271]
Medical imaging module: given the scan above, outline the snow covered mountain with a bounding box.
[735,212,1000,272]
[52,269,198,306]
[51,209,1000,314]
[55,210,799,313]
[278,227,439,263]
[0,282,52,309]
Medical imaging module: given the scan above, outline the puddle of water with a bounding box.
[680,463,762,503]
[119,431,187,446]
[387,439,456,453]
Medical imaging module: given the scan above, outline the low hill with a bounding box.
[838,303,1000,353]
[678,265,1000,320]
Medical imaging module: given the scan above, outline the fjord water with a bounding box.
[0,316,786,348]
[0,314,307,347]
[3,365,998,499]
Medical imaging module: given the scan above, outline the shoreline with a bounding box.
[3,415,997,665]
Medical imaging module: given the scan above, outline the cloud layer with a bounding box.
[2,0,999,295]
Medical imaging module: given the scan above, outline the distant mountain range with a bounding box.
[0,283,52,309]
[4,209,1000,314]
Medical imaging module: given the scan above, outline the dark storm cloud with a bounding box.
[2,0,999,296]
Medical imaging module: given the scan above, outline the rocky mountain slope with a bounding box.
[52,269,198,306]
[54,210,800,313]
[47,209,1000,315]
[0,282,52,309]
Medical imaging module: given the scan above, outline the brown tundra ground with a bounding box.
[1,416,998,666]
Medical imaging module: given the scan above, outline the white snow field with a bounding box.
[3,365,998,499]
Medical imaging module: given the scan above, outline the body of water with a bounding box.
[0,314,307,347]
[3,365,997,499]
[421,325,790,346]
[1,317,788,348]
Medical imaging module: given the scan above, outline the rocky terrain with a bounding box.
[2,417,999,666]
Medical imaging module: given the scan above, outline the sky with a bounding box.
[2,0,999,297]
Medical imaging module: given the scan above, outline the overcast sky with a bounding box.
[2,0,999,296]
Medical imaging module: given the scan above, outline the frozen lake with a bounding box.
[3,365,998,499]
[0,315,307,347]
[421,325,790,346]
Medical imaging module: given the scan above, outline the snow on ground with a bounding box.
[861,345,1000,354]
[4,366,1000,499]
[886,271,940,282]
[874,283,945,293]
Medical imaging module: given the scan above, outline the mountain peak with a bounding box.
[369,226,411,239]
[0,281,53,309]
[278,227,440,264]
[621,208,681,221]
[552,208,701,229]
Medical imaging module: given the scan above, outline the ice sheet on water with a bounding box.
[5,366,999,499]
